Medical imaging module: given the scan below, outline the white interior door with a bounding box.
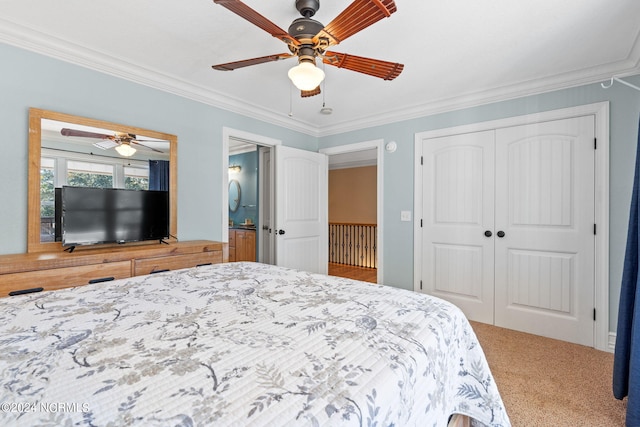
[494,116,595,346]
[420,131,496,323]
[274,146,328,274]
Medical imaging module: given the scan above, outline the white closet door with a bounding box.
[420,131,495,323]
[494,116,595,346]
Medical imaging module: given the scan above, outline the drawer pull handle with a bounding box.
[88,277,115,284]
[196,263,212,267]
[150,269,170,274]
[9,287,44,296]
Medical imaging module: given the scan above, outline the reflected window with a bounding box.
[125,165,149,190]
[40,157,56,242]
[67,160,113,188]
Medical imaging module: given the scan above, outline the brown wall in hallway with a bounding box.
[329,166,376,224]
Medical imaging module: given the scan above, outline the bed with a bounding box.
[0,262,510,426]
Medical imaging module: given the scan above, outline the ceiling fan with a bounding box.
[60,128,165,157]
[211,0,404,97]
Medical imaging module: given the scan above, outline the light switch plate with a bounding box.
[400,210,411,221]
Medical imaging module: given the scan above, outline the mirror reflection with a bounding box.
[28,108,177,252]
[39,119,171,242]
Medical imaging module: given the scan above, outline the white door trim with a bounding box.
[413,102,610,351]
[320,140,385,284]
[222,127,281,245]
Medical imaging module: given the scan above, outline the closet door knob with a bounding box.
[497,231,506,238]
[484,230,492,237]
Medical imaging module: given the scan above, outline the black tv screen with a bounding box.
[59,186,169,247]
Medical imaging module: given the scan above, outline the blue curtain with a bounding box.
[149,160,169,191]
[614,117,640,426]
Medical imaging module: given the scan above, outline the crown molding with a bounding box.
[317,28,640,136]
[0,18,321,137]
[2,18,639,139]
[328,159,376,170]
[317,59,640,136]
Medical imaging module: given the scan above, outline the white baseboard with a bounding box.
[608,332,616,353]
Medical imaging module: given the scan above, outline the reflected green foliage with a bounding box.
[40,168,55,217]
[125,177,149,190]
[68,172,113,188]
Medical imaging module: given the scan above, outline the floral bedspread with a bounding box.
[0,262,510,426]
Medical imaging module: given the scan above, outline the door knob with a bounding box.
[278,229,286,235]
[484,230,492,237]
[497,231,506,238]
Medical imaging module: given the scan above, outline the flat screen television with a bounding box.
[56,186,169,248]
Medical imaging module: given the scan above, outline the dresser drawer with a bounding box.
[133,251,222,275]
[0,261,132,297]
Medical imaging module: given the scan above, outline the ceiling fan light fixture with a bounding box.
[288,60,325,91]
[115,143,137,157]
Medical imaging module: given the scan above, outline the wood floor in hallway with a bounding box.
[328,263,377,283]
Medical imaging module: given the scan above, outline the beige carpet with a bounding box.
[470,322,628,427]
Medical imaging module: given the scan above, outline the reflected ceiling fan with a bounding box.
[60,128,165,157]
[211,0,404,97]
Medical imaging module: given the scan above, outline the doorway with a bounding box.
[320,140,385,284]
[223,128,328,274]
[222,128,280,263]
[228,139,260,263]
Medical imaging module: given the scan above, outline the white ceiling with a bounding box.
[1,0,639,137]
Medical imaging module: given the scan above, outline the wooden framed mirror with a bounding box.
[27,108,178,253]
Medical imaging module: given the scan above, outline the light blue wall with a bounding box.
[0,43,316,255]
[319,76,640,332]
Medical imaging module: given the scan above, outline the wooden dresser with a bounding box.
[0,240,227,297]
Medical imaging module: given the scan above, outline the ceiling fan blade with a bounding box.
[301,86,321,98]
[93,140,119,150]
[213,0,299,46]
[213,53,294,71]
[130,140,164,153]
[323,51,403,80]
[313,0,397,46]
[60,128,112,139]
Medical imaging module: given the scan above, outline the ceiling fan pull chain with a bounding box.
[289,83,294,117]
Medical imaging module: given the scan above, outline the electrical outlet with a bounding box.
[401,211,411,221]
